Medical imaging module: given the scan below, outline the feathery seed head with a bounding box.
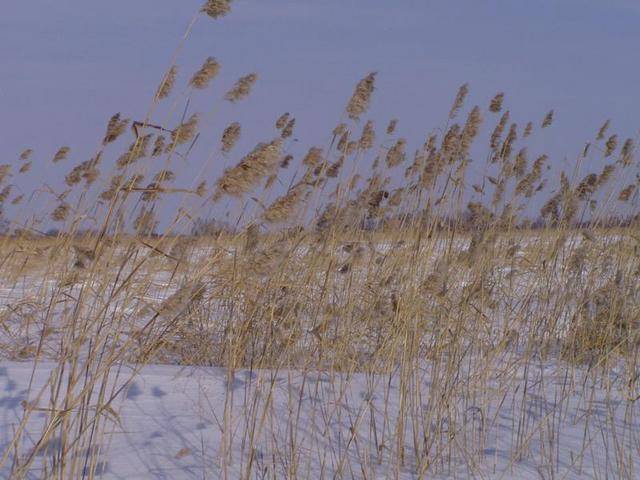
[19,149,33,161]
[605,134,617,157]
[275,112,290,130]
[620,138,633,165]
[303,147,323,167]
[489,92,504,113]
[386,138,406,168]
[201,0,232,19]
[281,118,295,139]
[51,202,71,222]
[490,111,509,150]
[53,146,70,163]
[225,73,258,102]
[346,72,376,120]
[449,83,469,120]
[215,138,282,198]
[151,136,166,157]
[171,113,200,146]
[190,57,220,89]
[596,120,610,140]
[156,65,177,100]
[358,120,375,150]
[618,184,636,202]
[103,113,129,145]
[386,119,398,135]
[221,122,241,152]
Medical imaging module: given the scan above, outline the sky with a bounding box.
[1,0,639,231]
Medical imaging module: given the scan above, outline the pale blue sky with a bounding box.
[1,0,639,229]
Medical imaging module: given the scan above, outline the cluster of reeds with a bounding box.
[1,1,639,478]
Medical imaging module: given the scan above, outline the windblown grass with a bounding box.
[0,1,639,478]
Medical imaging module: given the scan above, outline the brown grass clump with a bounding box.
[358,120,375,150]
[151,135,166,157]
[0,164,11,183]
[51,202,71,221]
[221,121,241,152]
[189,56,220,89]
[214,138,282,198]
[618,184,636,201]
[346,72,376,120]
[103,113,129,145]
[225,73,258,102]
[280,117,295,139]
[448,82,469,119]
[275,112,290,129]
[605,134,618,156]
[52,146,70,163]
[385,138,406,168]
[302,147,323,167]
[620,138,634,165]
[489,92,504,112]
[263,184,307,223]
[156,65,177,100]
[490,110,509,150]
[201,0,232,19]
[597,119,610,139]
[3,4,640,479]
[171,113,200,146]
[19,148,33,161]
[117,134,152,168]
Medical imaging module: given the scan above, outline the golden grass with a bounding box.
[0,1,639,478]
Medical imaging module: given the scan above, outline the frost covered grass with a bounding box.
[1,1,640,478]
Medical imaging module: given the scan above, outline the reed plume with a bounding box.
[201,0,232,19]
[605,134,617,157]
[152,136,166,157]
[490,111,509,150]
[275,112,290,130]
[225,73,258,102]
[53,146,70,163]
[221,122,241,152]
[618,184,636,202]
[19,149,33,161]
[386,119,398,135]
[449,83,469,119]
[302,147,323,167]
[171,113,200,146]
[281,118,295,139]
[215,138,282,198]
[190,57,220,89]
[263,184,307,223]
[596,119,610,140]
[346,72,376,120]
[156,65,177,100]
[103,113,129,145]
[51,202,71,222]
[386,139,406,168]
[358,120,375,150]
[489,92,504,113]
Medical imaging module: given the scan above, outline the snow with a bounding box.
[2,358,639,479]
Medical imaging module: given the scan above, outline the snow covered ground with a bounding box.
[2,358,639,479]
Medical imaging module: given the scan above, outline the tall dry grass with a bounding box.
[0,1,639,478]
